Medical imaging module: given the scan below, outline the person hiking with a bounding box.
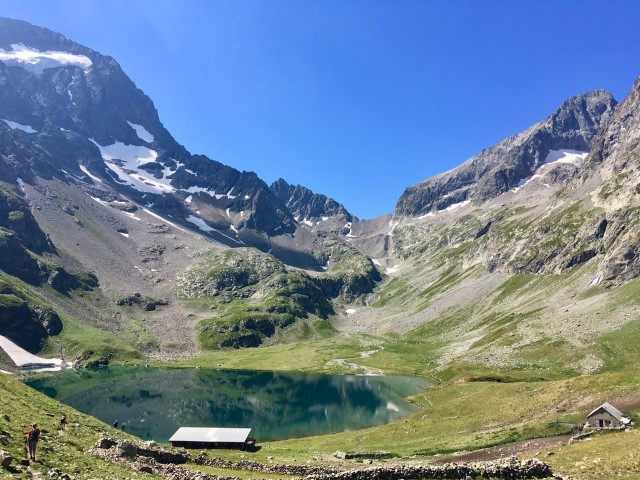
[60,414,67,430]
[26,423,40,462]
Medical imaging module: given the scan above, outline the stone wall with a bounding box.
[92,437,559,480]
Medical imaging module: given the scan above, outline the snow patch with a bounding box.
[512,149,588,193]
[122,211,141,221]
[544,149,588,165]
[143,208,190,234]
[0,43,92,75]
[346,309,357,316]
[119,232,129,238]
[302,218,314,227]
[127,121,155,143]
[90,139,176,194]
[185,195,193,204]
[186,215,241,244]
[385,265,400,274]
[588,275,602,287]
[387,402,400,412]
[181,186,236,200]
[16,177,25,190]
[2,119,37,133]
[443,200,471,212]
[0,335,69,369]
[89,195,109,207]
[78,165,102,183]
[372,259,382,266]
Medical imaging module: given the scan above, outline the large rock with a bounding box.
[0,449,12,468]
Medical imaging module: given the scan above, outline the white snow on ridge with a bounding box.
[16,178,25,191]
[544,149,588,165]
[444,200,470,212]
[0,43,92,75]
[511,149,588,194]
[90,139,157,165]
[90,138,175,194]
[182,186,236,200]
[143,208,190,234]
[127,121,155,143]
[186,215,241,244]
[79,165,103,183]
[2,119,37,133]
[385,265,400,274]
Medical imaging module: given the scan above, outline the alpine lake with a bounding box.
[27,367,429,442]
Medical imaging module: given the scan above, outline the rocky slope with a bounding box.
[395,90,617,216]
[271,178,355,233]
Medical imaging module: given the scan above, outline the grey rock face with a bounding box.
[0,18,298,239]
[395,90,617,217]
[271,178,354,223]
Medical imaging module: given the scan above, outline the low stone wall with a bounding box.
[306,457,555,479]
[92,437,559,480]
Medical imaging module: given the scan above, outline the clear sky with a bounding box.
[1,1,639,219]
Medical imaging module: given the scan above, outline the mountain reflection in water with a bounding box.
[27,367,428,442]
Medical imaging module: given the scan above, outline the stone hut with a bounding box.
[586,402,631,428]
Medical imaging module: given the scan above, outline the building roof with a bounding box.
[587,402,624,421]
[169,427,251,444]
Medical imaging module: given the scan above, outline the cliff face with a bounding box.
[271,178,354,223]
[395,90,617,217]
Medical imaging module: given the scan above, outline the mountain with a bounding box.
[1,17,640,480]
[395,90,617,217]
[0,17,378,358]
[1,15,640,374]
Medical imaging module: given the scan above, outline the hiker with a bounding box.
[60,414,67,430]
[26,423,40,462]
[121,423,126,431]
[113,419,118,429]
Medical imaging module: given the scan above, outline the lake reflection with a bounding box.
[27,368,428,442]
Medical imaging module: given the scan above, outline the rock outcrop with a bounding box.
[271,178,355,223]
[395,90,617,216]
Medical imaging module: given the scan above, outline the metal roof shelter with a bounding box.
[586,402,632,428]
[169,427,253,449]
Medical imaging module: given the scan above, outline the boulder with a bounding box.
[0,449,12,468]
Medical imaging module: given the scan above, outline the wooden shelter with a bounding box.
[169,427,254,449]
[586,402,631,428]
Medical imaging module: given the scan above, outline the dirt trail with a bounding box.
[431,434,573,464]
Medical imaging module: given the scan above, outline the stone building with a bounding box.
[586,402,631,428]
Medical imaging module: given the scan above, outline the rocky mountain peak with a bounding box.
[270,178,355,224]
[584,77,640,177]
[394,90,617,217]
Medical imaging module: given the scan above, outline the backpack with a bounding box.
[27,428,38,442]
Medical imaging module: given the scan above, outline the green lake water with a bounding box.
[27,367,429,442]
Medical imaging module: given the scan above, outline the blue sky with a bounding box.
[2,1,640,219]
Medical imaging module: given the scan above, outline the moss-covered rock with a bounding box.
[179,248,335,349]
